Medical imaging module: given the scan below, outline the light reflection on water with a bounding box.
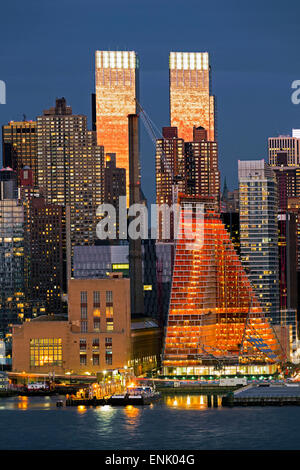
[0,394,300,449]
[164,394,222,409]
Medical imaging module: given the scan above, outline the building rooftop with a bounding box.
[131,318,159,330]
[31,314,68,322]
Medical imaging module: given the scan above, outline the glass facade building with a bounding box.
[238,160,280,324]
[0,169,25,336]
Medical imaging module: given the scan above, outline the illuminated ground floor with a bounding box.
[162,363,278,377]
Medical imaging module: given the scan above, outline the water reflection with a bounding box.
[17,396,28,410]
[77,405,87,414]
[164,394,222,410]
[123,405,141,432]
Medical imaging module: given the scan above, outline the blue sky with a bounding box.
[0,0,300,204]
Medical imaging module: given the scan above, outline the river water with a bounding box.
[0,394,299,450]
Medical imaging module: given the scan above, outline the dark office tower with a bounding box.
[128,114,144,316]
[20,167,64,317]
[91,93,96,131]
[221,212,240,256]
[278,212,297,312]
[36,98,105,262]
[288,197,300,322]
[156,127,185,241]
[2,120,37,184]
[0,168,26,337]
[104,153,126,238]
[184,126,220,209]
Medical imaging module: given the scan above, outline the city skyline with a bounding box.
[1,0,300,207]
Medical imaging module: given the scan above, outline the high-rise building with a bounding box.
[20,167,64,317]
[95,51,138,204]
[169,52,215,142]
[162,195,283,376]
[287,197,300,322]
[268,132,300,166]
[268,151,300,209]
[278,212,297,312]
[238,160,280,323]
[156,127,185,241]
[36,98,104,254]
[156,126,219,240]
[185,126,220,205]
[2,120,37,184]
[0,168,26,337]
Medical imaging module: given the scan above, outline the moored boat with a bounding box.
[107,385,161,406]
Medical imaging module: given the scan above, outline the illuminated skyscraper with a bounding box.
[169,52,215,142]
[238,160,280,323]
[95,51,138,204]
[2,120,37,184]
[162,195,282,376]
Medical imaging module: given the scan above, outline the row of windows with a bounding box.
[80,290,113,305]
[79,353,112,366]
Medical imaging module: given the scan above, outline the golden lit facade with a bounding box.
[169,52,215,141]
[162,195,282,375]
[95,51,138,204]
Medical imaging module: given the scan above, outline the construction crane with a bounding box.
[135,98,185,207]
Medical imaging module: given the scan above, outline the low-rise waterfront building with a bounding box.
[12,275,161,377]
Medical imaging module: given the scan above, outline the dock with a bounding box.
[222,384,300,406]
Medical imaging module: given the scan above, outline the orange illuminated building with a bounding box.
[163,195,284,376]
[169,52,215,142]
[95,51,138,204]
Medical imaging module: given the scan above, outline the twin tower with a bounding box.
[95,50,215,201]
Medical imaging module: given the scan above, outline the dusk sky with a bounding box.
[1,0,300,204]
